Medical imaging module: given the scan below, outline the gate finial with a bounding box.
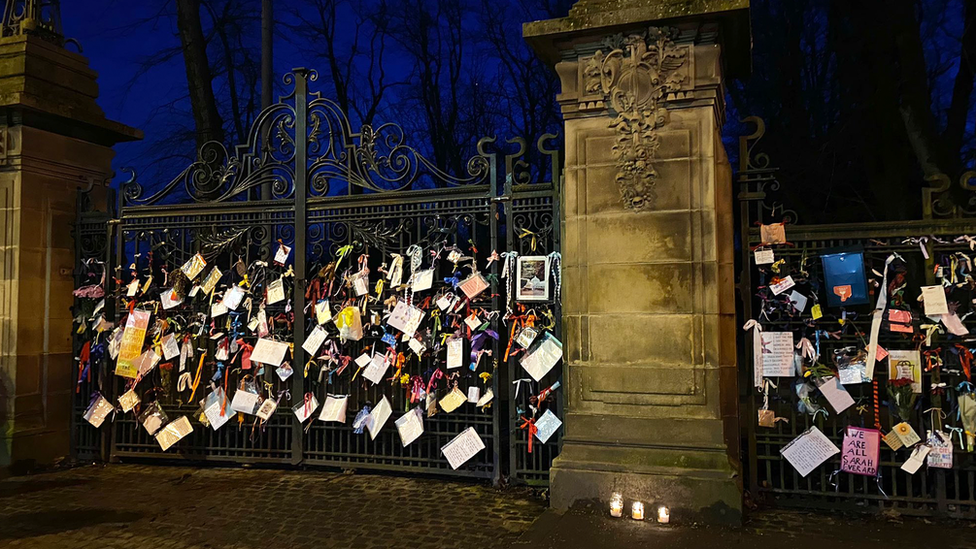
[2,1,63,46]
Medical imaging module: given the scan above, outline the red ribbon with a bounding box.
[955,344,972,381]
[426,368,445,395]
[76,341,91,393]
[238,340,254,370]
[520,416,538,453]
[410,375,425,404]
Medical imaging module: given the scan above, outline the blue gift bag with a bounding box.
[821,250,869,308]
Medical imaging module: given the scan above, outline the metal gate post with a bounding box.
[291,68,309,466]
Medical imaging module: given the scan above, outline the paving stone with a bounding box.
[0,465,546,549]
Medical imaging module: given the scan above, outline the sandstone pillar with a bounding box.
[0,6,141,477]
[524,0,750,524]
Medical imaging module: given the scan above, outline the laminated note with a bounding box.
[396,407,425,446]
[447,338,464,369]
[439,387,467,413]
[476,389,494,408]
[155,416,193,451]
[892,422,921,448]
[920,285,949,316]
[204,388,233,431]
[315,300,332,325]
[267,277,285,305]
[318,394,348,423]
[116,309,150,379]
[926,431,953,469]
[520,333,563,382]
[84,395,114,428]
[221,285,245,310]
[769,276,795,296]
[250,339,289,366]
[780,426,839,477]
[161,333,180,361]
[200,268,221,295]
[408,337,426,356]
[363,353,390,385]
[755,248,774,265]
[230,390,261,415]
[368,396,393,440]
[160,288,182,310]
[888,350,922,393]
[760,332,794,377]
[293,394,319,423]
[181,253,207,280]
[467,386,481,403]
[841,427,880,477]
[388,301,425,338]
[118,390,140,413]
[534,409,562,444]
[412,269,434,292]
[441,427,486,470]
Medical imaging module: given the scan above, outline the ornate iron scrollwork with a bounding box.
[584,27,688,212]
[122,69,491,207]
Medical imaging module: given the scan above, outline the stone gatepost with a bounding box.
[524,0,750,524]
[0,4,141,477]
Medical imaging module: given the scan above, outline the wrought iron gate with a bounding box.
[70,69,562,483]
[738,116,976,518]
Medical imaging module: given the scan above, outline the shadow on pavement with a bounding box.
[0,509,144,540]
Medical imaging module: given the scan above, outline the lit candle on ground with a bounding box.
[657,505,670,524]
[610,493,623,517]
[631,501,645,520]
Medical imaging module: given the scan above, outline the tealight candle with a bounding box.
[610,493,624,517]
[632,501,645,520]
[657,505,670,524]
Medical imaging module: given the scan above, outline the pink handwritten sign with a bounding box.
[841,427,880,476]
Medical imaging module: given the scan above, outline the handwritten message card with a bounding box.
[841,427,880,476]
[780,426,840,477]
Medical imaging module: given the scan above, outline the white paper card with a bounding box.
[256,398,278,421]
[84,395,114,428]
[467,386,481,403]
[250,338,289,366]
[788,291,808,313]
[412,269,434,292]
[230,390,261,415]
[447,337,464,369]
[368,396,393,440]
[920,285,949,316]
[780,426,840,477]
[211,301,228,318]
[440,427,486,470]
[464,315,482,331]
[267,277,285,305]
[476,388,494,407]
[534,409,562,444]
[301,325,327,357]
[770,276,796,296]
[363,353,390,385]
[126,279,139,297]
[318,394,348,422]
[408,337,426,356]
[388,301,425,338]
[395,407,424,446]
[901,445,931,474]
[274,244,291,265]
[818,376,855,414]
[436,294,457,312]
[760,332,794,377]
[755,248,775,265]
[355,353,372,368]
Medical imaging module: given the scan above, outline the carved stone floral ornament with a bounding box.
[584,27,688,212]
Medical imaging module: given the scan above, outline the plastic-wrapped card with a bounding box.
[821,250,869,307]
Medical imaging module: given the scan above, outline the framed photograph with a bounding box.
[516,255,550,302]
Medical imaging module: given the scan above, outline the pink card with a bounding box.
[841,426,880,477]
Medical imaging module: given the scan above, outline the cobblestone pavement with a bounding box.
[0,465,546,549]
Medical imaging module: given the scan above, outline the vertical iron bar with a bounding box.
[260,0,273,201]
[291,68,309,466]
